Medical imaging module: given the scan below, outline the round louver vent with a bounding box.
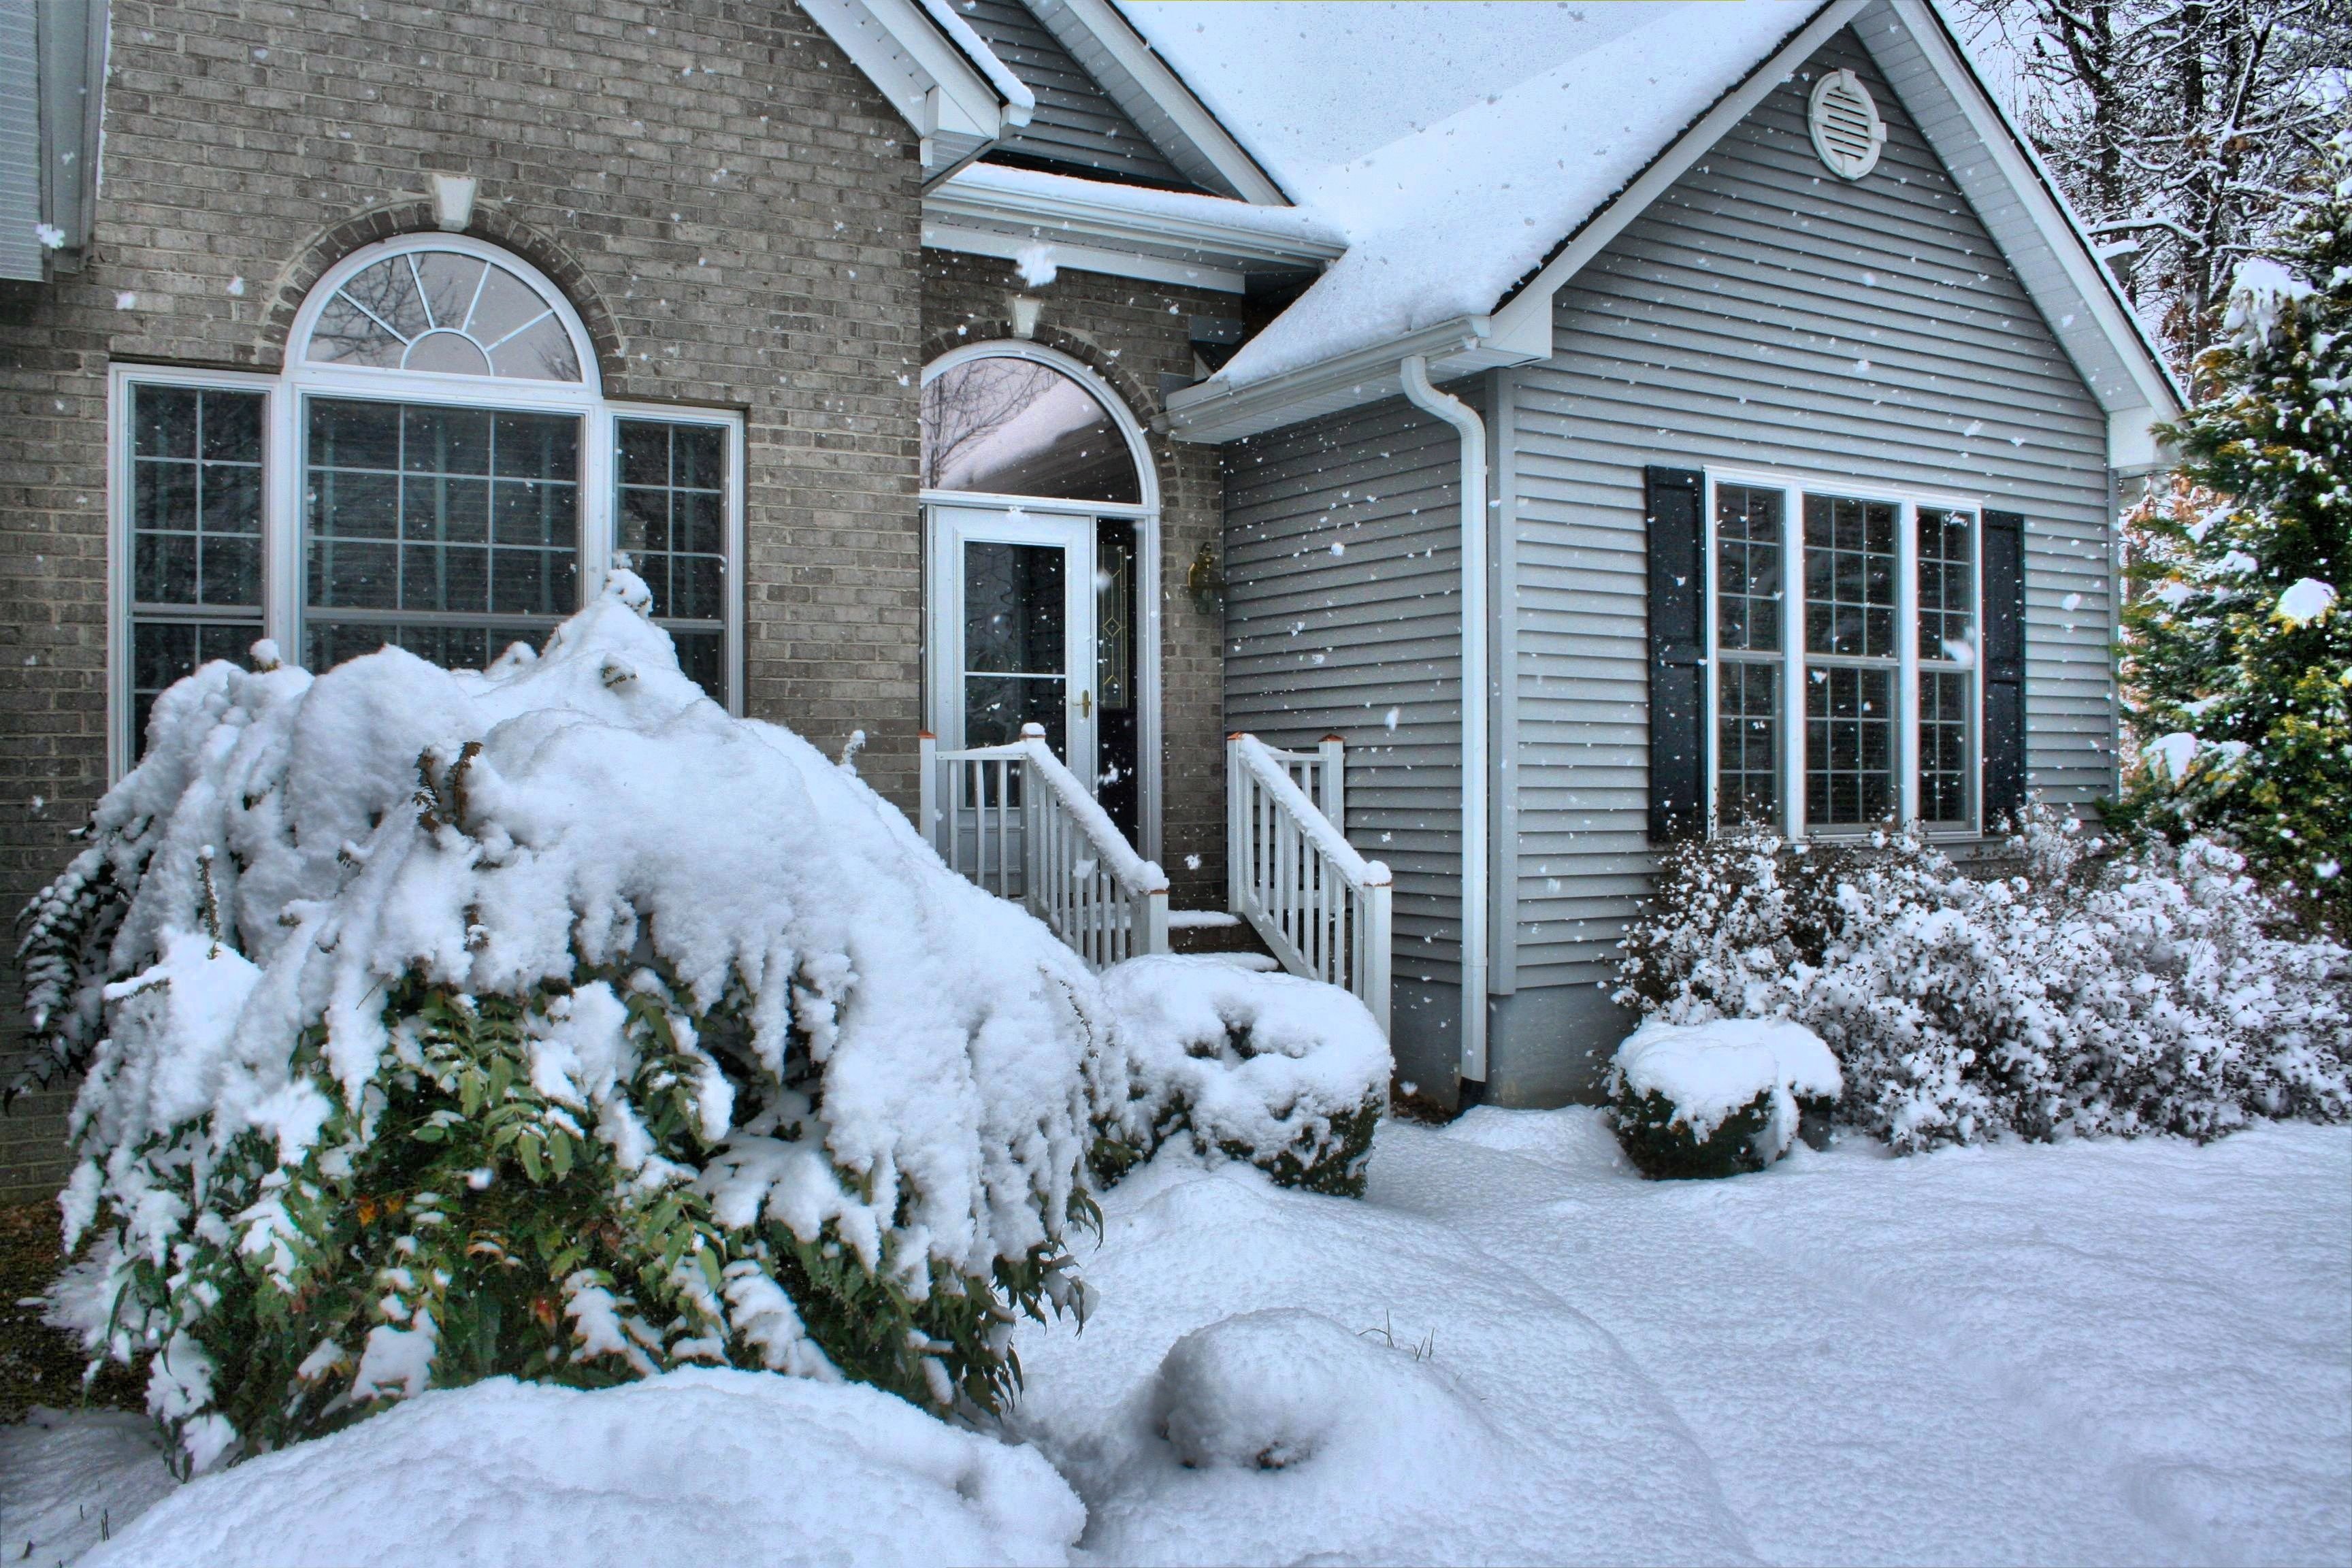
[1808,69,1886,180]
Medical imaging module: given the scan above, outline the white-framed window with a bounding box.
[1705,467,1981,836]
[108,235,745,774]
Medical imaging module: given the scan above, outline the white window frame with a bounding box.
[917,340,1162,862]
[108,236,746,779]
[1702,465,1985,839]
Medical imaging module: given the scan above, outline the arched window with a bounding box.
[109,235,744,768]
[921,354,1141,504]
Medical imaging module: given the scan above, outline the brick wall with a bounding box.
[918,250,1228,910]
[0,0,929,1198]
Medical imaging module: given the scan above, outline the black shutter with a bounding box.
[1646,466,1708,842]
[1982,509,2027,826]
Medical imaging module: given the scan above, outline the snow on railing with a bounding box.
[920,725,1169,970]
[1226,733,1392,1034]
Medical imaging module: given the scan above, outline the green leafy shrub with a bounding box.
[30,578,1100,1471]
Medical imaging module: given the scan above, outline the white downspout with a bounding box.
[1399,355,1488,1085]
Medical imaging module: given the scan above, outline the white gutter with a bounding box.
[1168,316,1542,444]
[1399,355,1488,1085]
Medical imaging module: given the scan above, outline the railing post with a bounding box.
[1144,883,1169,956]
[917,731,937,853]
[1226,733,1247,915]
[1318,734,1345,830]
[1018,723,1046,915]
[1365,875,1392,1037]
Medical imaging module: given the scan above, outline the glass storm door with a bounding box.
[932,504,1098,785]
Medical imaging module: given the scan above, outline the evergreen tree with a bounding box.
[2122,135,2352,921]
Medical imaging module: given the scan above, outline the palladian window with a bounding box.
[110,235,743,769]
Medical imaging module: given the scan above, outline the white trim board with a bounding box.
[794,0,1024,174]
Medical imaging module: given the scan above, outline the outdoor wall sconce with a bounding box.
[1186,542,1225,618]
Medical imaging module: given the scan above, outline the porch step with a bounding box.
[1166,909,1274,961]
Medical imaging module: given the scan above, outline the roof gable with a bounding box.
[1159,0,2178,457]
[956,0,1198,189]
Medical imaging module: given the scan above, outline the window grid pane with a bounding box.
[1917,507,1975,662]
[1803,494,1897,657]
[1806,666,1895,826]
[131,387,264,611]
[1921,669,1972,823]
[615,419,730,703]
[302,619,553,677]
[1715,485,1782,653]
[132,619,259,757]
[1716,660,1780,826]
[306,398,579,673]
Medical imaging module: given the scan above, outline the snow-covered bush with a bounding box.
[1092,958,1388,1197]
[21,576,1100,1471]
[1607,1019,1840,1179]
[1617,813,2352,1153]
[1149,1309,1484,1473]
[84,1369,1087,1568]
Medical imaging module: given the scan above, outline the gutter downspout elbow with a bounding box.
[1399,355,1490,1086]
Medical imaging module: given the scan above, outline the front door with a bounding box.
[929,504,1098,788]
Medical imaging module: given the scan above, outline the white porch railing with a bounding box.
[1227,733,1392,1033]
[920,724,1170,970]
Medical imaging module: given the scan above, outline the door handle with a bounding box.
[1076,690,1092,719]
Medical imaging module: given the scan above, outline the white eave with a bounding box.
[795,0,1030,176]
[922,163,1342,295]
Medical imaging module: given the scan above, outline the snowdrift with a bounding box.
[80,1370,1085,1568]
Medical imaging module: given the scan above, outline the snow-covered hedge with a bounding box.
[1091,958,1388,1197]
[1617,813,2352,1152]
[1607,1019,1840,1179]
[22,576,1100,1471]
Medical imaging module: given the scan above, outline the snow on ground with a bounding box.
[78,1370,1083,1568]
[10,1116,2347,1566]
[0,1407,176,1565]
[1010,1113,2352,1566]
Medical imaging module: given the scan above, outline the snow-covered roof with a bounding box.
[1122,0,1825,389]
[1122,0,2180,453]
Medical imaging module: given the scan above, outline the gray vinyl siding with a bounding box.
[1224,395,1472,985]
[0,0,41,282]
[959,0,1193,189]
[1507,27,2114,992]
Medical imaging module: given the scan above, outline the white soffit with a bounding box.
[795,0,1023,172]
[1859,0,2183,452]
